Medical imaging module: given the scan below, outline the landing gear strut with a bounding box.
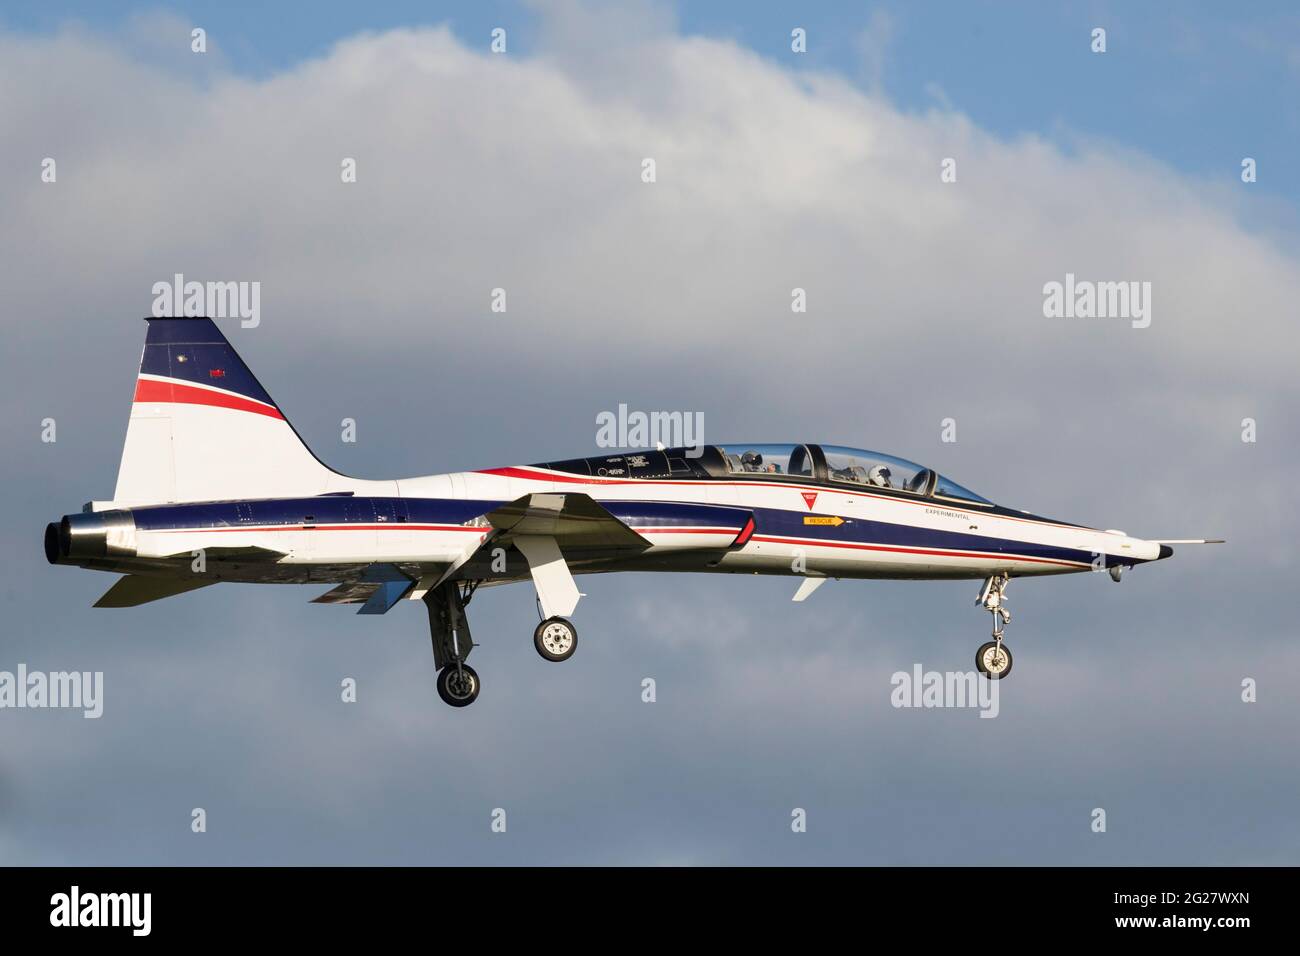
[421,577,583,705]
[424,581,481,707]
[974,573,1014,680]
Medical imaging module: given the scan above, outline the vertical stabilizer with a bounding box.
[113,318,341,505]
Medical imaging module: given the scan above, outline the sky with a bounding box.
[0,1,1296,865]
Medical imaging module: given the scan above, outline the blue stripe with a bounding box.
[140,319,276,407]
[130,498,755,531]
[125,497,1136,568]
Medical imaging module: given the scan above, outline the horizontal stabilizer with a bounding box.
[94,575,215,608]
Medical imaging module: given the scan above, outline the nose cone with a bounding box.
[1158,544,1174,560]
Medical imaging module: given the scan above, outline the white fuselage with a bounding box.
[111,463,1161,583]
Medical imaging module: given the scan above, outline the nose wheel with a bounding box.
[976,640,1013,679]
[974,573,1014,679]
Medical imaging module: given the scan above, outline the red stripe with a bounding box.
[478,466,600,484]
[134,378,284,420]
[157,524,488,533]
[631,527,737,534]
[750,534,1085,568]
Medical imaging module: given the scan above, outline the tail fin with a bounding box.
[112,317,342,505]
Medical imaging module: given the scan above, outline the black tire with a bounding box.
[976,641,1013,680]
[436,663,480,706]
[534,617,578,662]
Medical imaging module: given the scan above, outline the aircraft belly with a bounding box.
[715,546,1075,580]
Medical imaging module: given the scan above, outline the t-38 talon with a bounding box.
[46,318,1223,705]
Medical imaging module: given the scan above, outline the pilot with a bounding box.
[741,450,763,472]
[867,464,893,488]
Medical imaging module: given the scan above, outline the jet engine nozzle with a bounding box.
[46,510,137,564]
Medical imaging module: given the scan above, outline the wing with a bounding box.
[310,581,380,605]
[313,494,747,619]
[489,493,653,617]
[483,492,653,551]
[445,493,749,618]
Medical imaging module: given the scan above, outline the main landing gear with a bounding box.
[974,573,1014,680]
[424,580,481,707]
[422,581,580,706]
[534,617,578,662]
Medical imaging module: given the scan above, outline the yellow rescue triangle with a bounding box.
[804,516,846,526]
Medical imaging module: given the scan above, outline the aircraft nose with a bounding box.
[1158,544,1174,560]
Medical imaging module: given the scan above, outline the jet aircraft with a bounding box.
[45,318,1221,705]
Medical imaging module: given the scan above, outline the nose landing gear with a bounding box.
[974,573,1013,680]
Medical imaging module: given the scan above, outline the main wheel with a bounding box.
[976,641,1013,680]
[437,663,480,706]
[534,617,578,662]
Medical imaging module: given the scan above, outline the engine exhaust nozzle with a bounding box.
[46,510,137,564]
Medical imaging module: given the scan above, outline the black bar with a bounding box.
[0,866,1283,941]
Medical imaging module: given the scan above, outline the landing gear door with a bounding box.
[513,534,582,619]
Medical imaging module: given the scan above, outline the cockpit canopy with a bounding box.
[712,443,992,504]
[715,443,814,478]
[533,443,993,504]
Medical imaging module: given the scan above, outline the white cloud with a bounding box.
[5,18,1295,377]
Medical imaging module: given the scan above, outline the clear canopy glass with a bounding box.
[715,444,814,478]
[708,443,992,503]
[932,474,992,504]
[820,445,933,494]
